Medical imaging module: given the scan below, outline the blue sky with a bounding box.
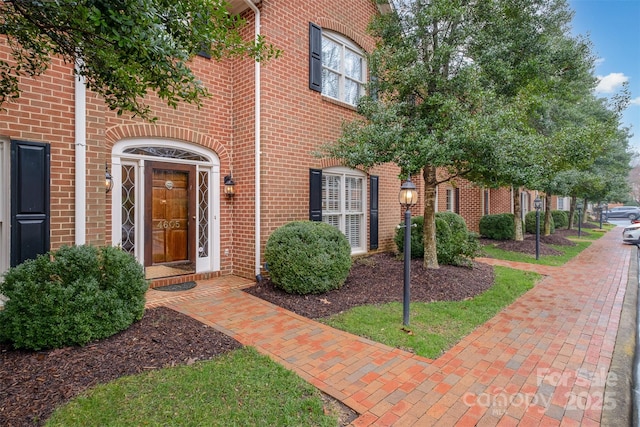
[568,0,640,152]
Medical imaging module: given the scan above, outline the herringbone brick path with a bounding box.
[146,229,633,426]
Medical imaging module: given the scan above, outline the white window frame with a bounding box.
[446,188,456,212]
[321,31,366,106]
[321,167,367,254]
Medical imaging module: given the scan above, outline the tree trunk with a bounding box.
[422,166,439,269]
[568,196,576,230]
[544,193,552,236]
[513,188,524,241]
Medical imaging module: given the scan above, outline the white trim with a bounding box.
[111,139,221,275]
[74,72,87,245]
[321,30,367,106]
[243,0,262,280]
[321,166,367,255]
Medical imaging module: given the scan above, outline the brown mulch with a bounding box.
[1,307,242,427]
[481,228,587,256]
[3,230,581,426]
[245,252,495,319]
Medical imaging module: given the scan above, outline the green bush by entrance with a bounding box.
[265,221,352,295]
[0,245,148,350]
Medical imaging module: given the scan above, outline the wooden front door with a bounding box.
[144,162,196,272]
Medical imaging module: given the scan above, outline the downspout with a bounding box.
[243,0,262,281]
[74,66,87,245]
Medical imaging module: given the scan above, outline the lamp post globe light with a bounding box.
[399,178,418,326]
[534,197,542,260]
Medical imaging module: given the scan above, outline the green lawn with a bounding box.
[321,266,540,359]
[47,225,600,424]
[46,347,339,427]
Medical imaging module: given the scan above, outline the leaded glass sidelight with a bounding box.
[121,165,136,254]
[198,170,209,258]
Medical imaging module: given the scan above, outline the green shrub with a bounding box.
[264,221,352,295]
[525,210,555,234]
[435,212,480,266]
[394,215,425,259]
[0,245,148,350]
[479,213,515,240]
[551,210,569,229]
[395,213,480,266]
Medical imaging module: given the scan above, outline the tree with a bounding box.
[322,0,596,266]
[322,0,519,269]
[0,0,278,119]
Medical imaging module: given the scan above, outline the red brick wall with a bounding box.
[0,54,79,250]
[0,1,540,280]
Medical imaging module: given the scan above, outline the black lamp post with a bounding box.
[399,177,418,326]
[577,202,583,237]
[598,203,603,229]
[534,197,542,260]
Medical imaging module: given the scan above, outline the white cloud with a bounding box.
[595,73,628,94]
[630,97,640,106]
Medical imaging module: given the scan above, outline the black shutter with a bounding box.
[455,188,460,214]
[309,169,322,221]
[309,22,322,92]
[10,140,50,267]
[369,175,379,250]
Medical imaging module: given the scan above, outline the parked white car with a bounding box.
[622,223,640,244]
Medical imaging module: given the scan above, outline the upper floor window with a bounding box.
[321,32,366,106]
[309,23,366,107]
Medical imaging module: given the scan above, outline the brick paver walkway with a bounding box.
[146,229,633,426]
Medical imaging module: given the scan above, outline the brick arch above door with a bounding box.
[105,124,231,166]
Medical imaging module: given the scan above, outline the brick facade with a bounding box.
[0,0,527,284]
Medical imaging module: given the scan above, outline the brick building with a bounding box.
[0,0,536,287]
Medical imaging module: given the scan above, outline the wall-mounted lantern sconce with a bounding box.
[224,175,236,197]
[105,162,114,193]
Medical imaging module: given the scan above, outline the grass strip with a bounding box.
[321,266,540,359]
[46,347,339,427]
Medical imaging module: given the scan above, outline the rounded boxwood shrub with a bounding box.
[551,210,569,229]
[525,210,555,234]
[435,212,480,266]
[265,221,352,295]
[394,215,425,259]
[0,245,148,350]
[395,213,479,266]
[479,213,515,240]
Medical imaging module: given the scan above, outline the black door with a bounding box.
[10,140,50,267]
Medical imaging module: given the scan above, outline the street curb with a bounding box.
[602,246,637,426]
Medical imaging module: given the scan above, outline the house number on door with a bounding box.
[157,220,181,229]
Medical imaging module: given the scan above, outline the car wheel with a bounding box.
[629,214,637,220]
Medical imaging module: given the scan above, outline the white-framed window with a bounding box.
[321,31,366,106]
[446,189,455,212]
[321,168,366,253]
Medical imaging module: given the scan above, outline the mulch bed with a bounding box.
[1,228,585,426]
[0,307,241,427]
[245,253,495,319]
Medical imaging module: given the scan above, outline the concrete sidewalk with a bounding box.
[146,229,635,426]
